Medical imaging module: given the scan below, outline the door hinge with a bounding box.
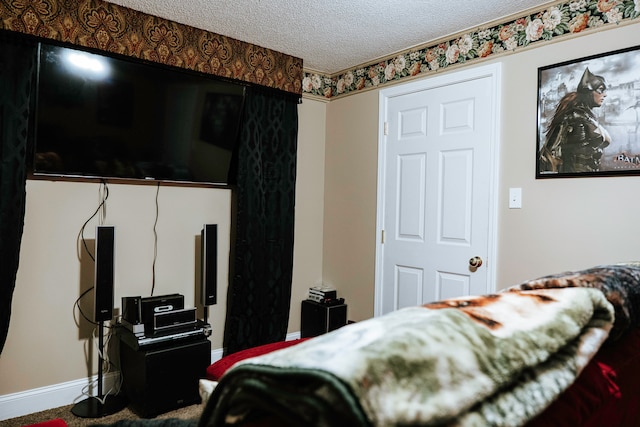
[384,122,388,136]
[381,229,385,244]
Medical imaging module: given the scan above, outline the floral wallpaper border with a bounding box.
[303,0,640,99]
[0,0,303,95]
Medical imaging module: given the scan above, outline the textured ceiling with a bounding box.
[106,0,557,74]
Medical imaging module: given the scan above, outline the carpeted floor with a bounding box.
[2,401,204,427]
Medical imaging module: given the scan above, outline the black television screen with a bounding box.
[32,43,246,185]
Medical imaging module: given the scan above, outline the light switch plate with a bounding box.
[509,187,522,209]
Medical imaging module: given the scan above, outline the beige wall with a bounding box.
[323,22,640,322]
[0,99,326,396]
[290,98,327,324]
[2,181,232,395]
[496,23,640,285]
[323,90,380,321]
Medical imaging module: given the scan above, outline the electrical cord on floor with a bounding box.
[77,324,123,403]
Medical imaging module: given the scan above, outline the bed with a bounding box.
[197,263,640,427]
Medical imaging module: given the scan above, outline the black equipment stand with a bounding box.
[71,321,127,418]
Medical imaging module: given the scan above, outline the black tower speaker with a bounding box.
[201,224,217,306]
[72,224,126,419]
[94,225,115,322]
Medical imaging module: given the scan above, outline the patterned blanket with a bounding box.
[506,262,640,342]
[199,264,640,427]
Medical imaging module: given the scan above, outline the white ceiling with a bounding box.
[106,0,557,75]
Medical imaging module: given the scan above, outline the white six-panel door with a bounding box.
[375,64,500,316]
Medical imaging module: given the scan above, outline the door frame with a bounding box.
[374,62,502,317]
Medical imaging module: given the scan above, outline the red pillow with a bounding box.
[206,338,310,381]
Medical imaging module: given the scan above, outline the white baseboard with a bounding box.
[0,372,122,421]
[0,332,300,421]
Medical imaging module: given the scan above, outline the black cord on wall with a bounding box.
[74,180,109,326]
[150,181,160,296]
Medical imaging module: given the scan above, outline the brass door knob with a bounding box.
[469,256,483,268]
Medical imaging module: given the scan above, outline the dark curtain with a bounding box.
[0,34,36,354]
[222,87,299,355]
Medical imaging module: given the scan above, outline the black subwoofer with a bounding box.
[119,336,211,418]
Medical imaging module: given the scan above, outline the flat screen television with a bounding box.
[31,42,246,185]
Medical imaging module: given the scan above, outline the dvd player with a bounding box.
[118,320,211,351]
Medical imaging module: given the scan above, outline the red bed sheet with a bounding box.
[527,328,640,427]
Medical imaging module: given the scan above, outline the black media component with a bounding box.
[122,296,142,324]
[140,294,184,334]
[32,42,246,185]
[201,224,218,306]
[119,320,212,351]
[118,327,211,418]
[153,308,197,332]
[301,300,348,338]
[94,225,115,322]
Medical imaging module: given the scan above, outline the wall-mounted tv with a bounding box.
[31,42,246,185]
